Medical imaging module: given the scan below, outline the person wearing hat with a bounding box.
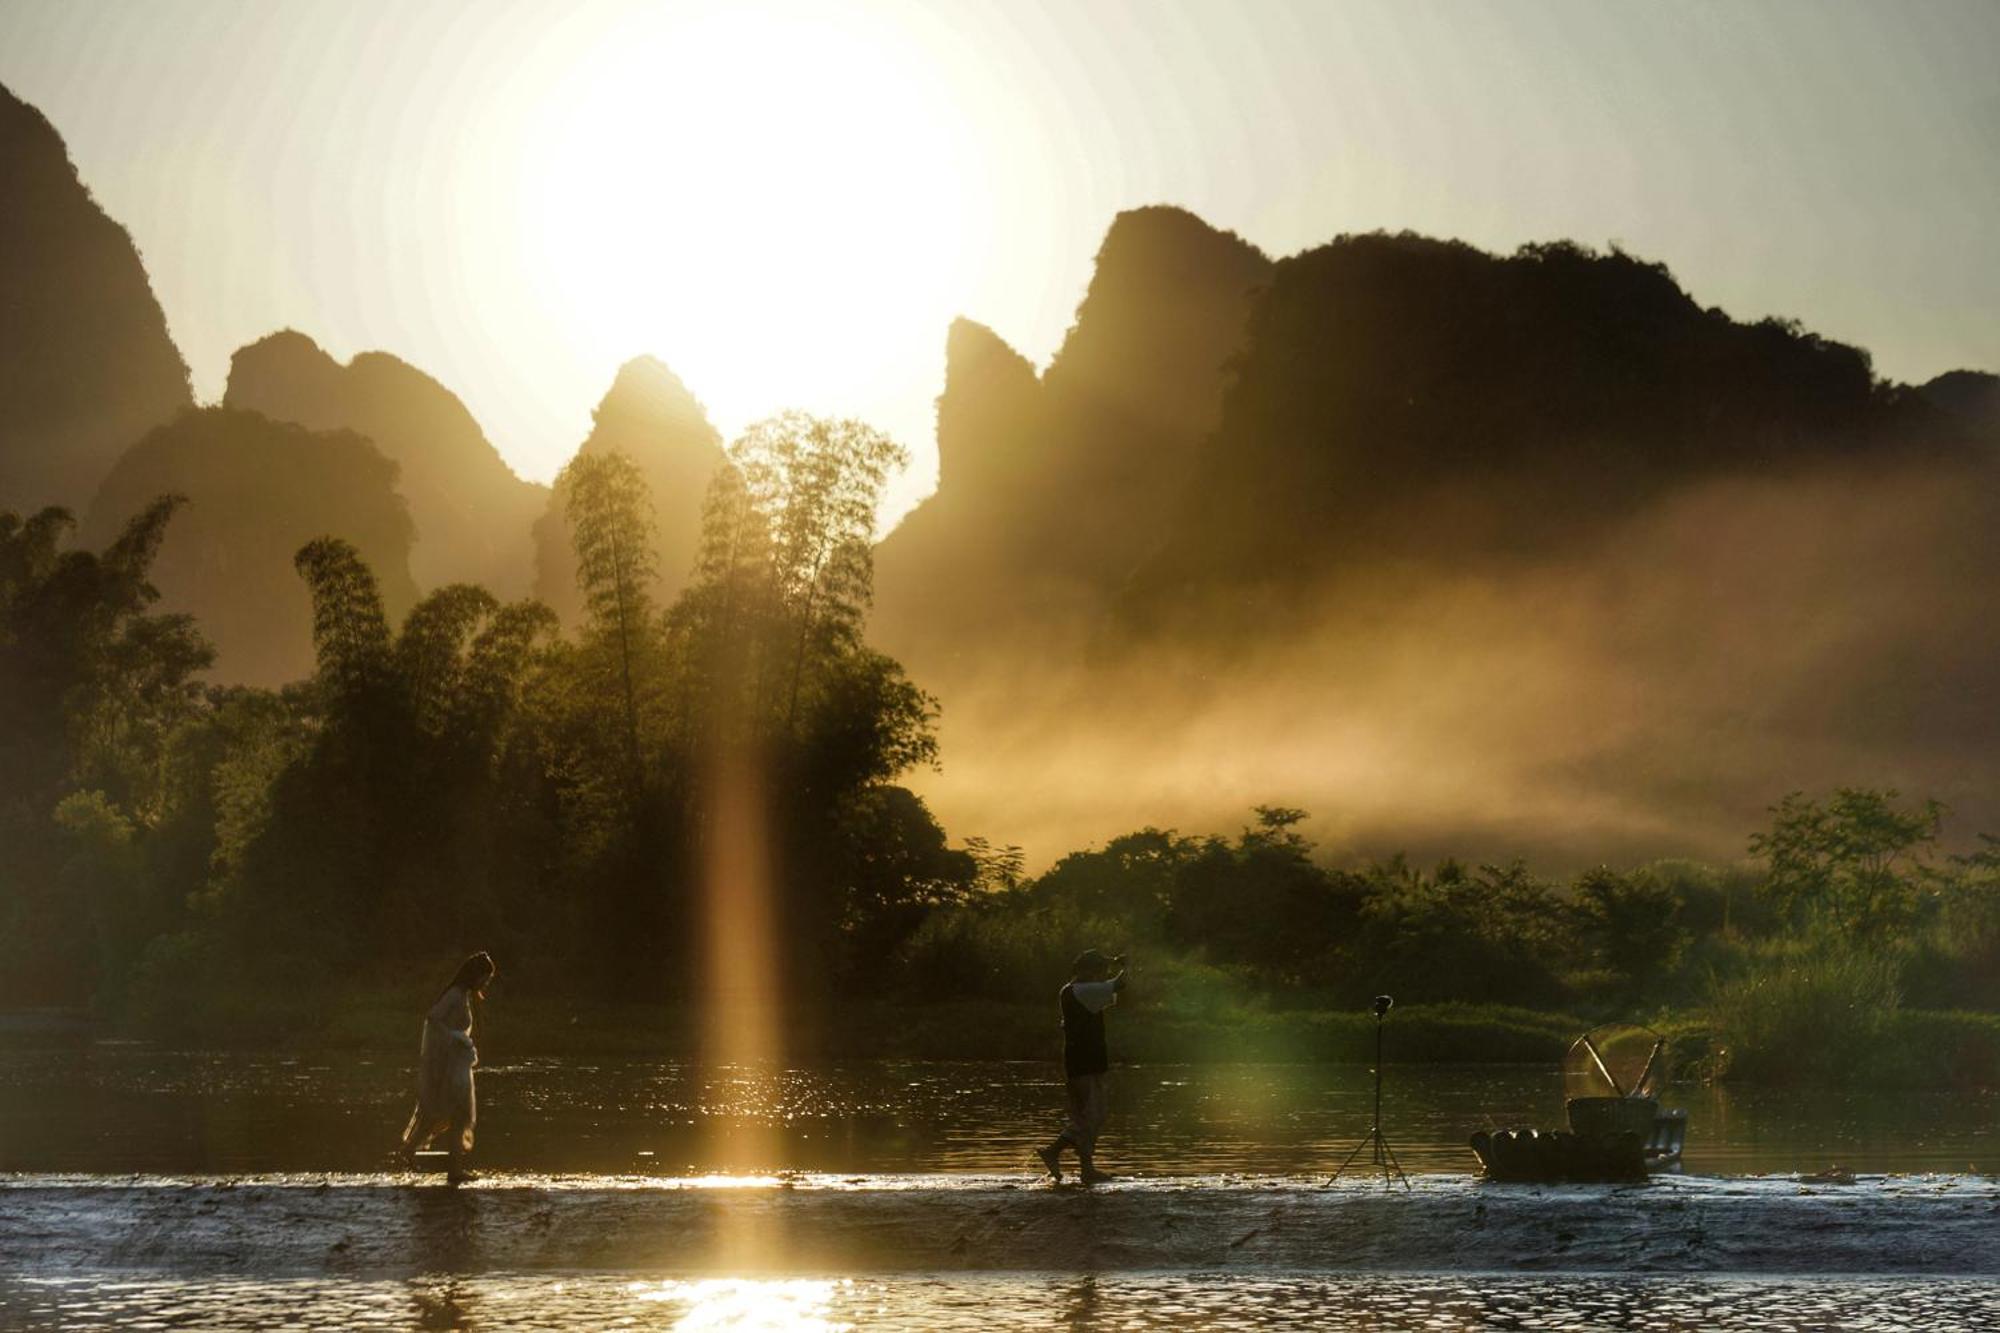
[1036,948,1128,1184]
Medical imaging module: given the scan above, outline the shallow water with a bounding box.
[4,1272,1997,1331]
[8,1051,1995,1328]
[0,1049,1992,1177]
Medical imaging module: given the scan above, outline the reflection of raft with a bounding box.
[1469,1026,1688,1183]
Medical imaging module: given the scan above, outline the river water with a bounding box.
[2,1050,1995,1329]
[2,1049,1994,1176]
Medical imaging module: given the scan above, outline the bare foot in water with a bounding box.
[1036,1146,1063,1182]
[1079,1167,1113,1186]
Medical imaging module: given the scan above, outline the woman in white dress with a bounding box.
[399,951,495,1183]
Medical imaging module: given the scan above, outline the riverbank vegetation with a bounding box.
[895,797,2000,1088]
[3,451,1997,1088]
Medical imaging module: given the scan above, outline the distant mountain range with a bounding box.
[877,209,1993,671]
[6,80,1997,859]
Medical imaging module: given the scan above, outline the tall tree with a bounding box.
[670,460,773,741]
[1752,788,1945,939]
[560,450,660,785]
[454,599,559,750]
[729,412,907,729]
[395,583,501,740]
[293,536,393,711]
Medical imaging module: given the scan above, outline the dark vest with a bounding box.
[1060,983,1109,1077]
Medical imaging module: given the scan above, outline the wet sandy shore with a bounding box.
[4,1172,1994,1278]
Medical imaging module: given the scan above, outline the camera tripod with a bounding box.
[1327,996,1411,1190]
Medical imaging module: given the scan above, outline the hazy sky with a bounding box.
[4,0,1995,520]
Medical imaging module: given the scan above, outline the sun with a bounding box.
[513,1,982,454]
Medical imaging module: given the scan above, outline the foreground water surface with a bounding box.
[2,1048,1993,1177]
[4,1271,1997,1331]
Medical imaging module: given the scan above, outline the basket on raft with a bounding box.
[1469,1025,1688,1183]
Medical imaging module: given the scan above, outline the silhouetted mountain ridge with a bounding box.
[0,83,191,512]
[224,330,546,597]
[1129,232,1982,619]
[928,317,1041,501]
[1041,205,1270,434]
[873,206,1273,669]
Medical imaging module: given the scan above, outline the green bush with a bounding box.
[1704,944,1902,1083]
[896,901,1140,1003]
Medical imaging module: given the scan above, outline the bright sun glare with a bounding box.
[518,3,978,451]
[633,1277,847,1331]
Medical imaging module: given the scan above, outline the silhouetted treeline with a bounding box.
[0,414,971,1034]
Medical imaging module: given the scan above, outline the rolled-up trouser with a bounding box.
[1059,1073,1109,1157]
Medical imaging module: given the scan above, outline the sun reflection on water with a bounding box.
[630,1278,852,1331]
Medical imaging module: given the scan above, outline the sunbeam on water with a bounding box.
[630,1278,850,1331]
[699,748,792,1274]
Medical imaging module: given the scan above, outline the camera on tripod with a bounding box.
[1328,992,1411,1189]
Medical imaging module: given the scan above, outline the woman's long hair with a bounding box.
[438,951,496,1003]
